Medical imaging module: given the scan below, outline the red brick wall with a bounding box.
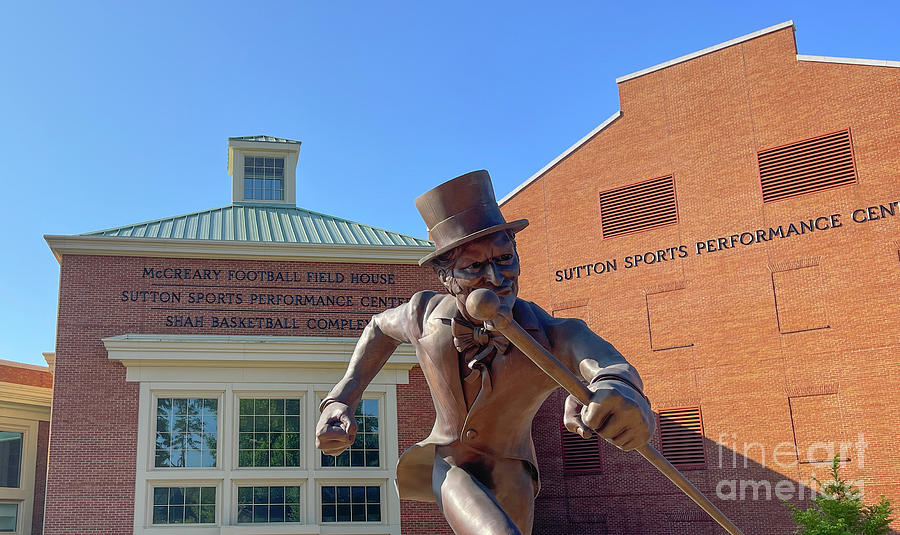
[32,420,50,535]
[0,364,52,388]
[46,253,449,534]
[505,26,900,534]
[397,367,455,534]
[0,364,51,535]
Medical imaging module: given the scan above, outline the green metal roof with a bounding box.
[81,204,432,247]
[229,135,300,144]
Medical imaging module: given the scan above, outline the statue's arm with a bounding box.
[547,311,654,450]
[316,291,432,456]
[320,298,417,412]
[536,305,643,389]
[556,317,645,393]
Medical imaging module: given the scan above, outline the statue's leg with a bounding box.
[432,453,533,535]
[488,457,535,535]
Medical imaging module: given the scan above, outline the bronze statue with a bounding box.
[315,170,655,534]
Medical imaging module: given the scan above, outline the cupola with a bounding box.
[227,135,301,205]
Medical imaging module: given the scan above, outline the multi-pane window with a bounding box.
[321,399,380,468]
[321,485,381,523]
[0,503,16,531]
[243,156,284,201]
[143,388,391,530]
[237,486,301,524]
[238,398,301,468]
[0,431,23,487]
[152,486,216,524]
[155,398,218,468]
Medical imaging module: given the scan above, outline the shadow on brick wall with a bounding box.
[531,389,897,535]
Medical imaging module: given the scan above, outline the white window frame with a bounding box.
[315,393,386,472]
[109,334,413,535]
[232,150,297,205]
[229,478,307,526]
[316,478,388,528]
[0,417,38,535]
[232,391,307,473]
[240,154,287,202]
[149,390,225,472]
[146,479,222,527]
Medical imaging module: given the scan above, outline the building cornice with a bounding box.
[499,111,621,206]
[42,352,55,372]
[615,21,795,83]
[500,21,900,208]
[44,234,433,265]
[103,334,418,370]
[796,54,900,68]
[0,381,53,408]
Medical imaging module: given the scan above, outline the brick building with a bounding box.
[40,136,453,535]
[0,359,52,534]
[17,20,898,535]
[500,21,899,534]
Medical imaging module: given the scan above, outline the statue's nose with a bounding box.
[484,262,503,286]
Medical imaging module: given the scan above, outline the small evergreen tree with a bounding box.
[785,456,893,535]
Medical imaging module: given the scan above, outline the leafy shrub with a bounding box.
[785,456,893,535]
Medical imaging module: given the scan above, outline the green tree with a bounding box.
[785,456,893,535]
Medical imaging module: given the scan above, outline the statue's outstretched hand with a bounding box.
[563,381,654,451]
[315,402,357,456]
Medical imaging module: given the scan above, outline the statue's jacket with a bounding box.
[326,290,635,503]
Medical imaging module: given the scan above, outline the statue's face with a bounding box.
[440,231,520,317]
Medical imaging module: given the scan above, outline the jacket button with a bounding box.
[465,429,478,439]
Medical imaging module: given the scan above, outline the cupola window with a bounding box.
[227,135,300,205]
[244,156,285,201]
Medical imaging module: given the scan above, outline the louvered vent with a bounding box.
[658,407,705,468]
[758,129,857,203]
[561,424,602,474]
[599,175,678,238]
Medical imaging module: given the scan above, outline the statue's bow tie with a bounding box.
[451,314,510,367]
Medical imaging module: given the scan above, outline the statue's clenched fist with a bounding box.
[563,380,654,451]
[315,402,357,456]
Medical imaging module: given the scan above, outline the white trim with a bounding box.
[134,384,401,535]
[312,393,387,474]
[314,478,393,531]
[0,416,40,535]
[797,54,900,68]
[0,382,52,416]
[220,525,319,535]
[226,478,308,527]
[44,235,433,265]
[231,391,309,474]
[41,353,55,372]
[125,336,410,534]
[500,20,900,207]
[104,335,417,373]
[148,391,225,473]
[232,150,298,206]
[0,360,50,373]
[615,20,795,83]
[499,111,622,206]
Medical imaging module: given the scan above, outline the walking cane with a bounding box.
[466,289,745,535]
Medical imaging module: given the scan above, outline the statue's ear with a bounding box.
[437,268,452,291]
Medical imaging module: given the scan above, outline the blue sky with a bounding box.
[1,1,898,366]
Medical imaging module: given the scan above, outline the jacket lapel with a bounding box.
[414,296,552,437]
[417,295,467,429]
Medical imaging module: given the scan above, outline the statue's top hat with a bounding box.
[415,170,528,266]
